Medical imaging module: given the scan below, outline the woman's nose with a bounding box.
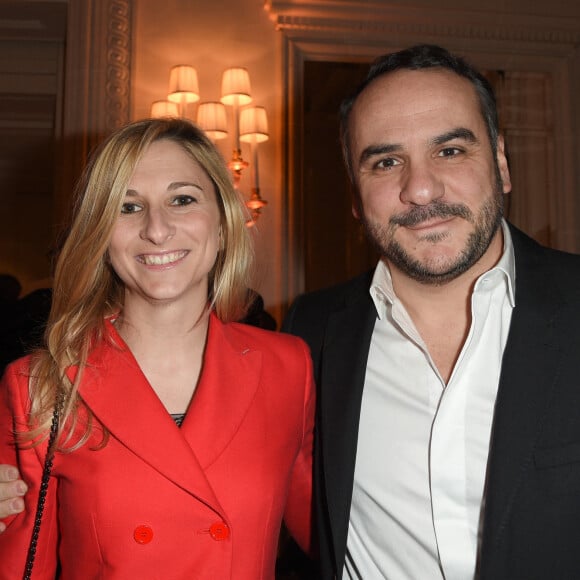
[139,207,175,244]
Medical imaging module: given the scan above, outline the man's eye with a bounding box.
[121,202,142,214]
[439,147,461,157]
[171,195,195,206]
[375,158,400,170]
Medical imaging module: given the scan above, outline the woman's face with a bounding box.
[108,139,222,309]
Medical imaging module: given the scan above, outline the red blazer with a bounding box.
[0,314,314,579]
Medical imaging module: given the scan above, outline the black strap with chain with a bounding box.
[23,391,63,580]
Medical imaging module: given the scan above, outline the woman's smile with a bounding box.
[137,250,189,267]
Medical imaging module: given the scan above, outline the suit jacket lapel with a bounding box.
[320,285,376,572]
[74,315,261,518]
[480,227,565,567]
[180,315,262,468]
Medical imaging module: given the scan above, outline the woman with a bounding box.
[0,118,314,579]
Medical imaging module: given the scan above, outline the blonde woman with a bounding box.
[0,118,314,579]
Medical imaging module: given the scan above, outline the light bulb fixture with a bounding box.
[239,106,269,143]
[220,68,252,106]
[240,106,269,224]
[244,188,268,227]
[150,100,179,118]
[168,65,200,117]
[151,65,269,225]
[197,102,228,141]
[221,67,252,173]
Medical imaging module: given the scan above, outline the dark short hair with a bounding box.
[340,44,500,183]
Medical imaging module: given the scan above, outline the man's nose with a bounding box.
[399,161,444,205]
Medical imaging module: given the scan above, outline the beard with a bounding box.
[361,173,505,286]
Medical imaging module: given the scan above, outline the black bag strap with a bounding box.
[23,391,63,580]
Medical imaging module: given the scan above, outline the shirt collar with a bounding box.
[370,219,516,319]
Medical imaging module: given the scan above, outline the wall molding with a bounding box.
[55,0,133,221]
[265,1,580,48]
[105,0,132,131]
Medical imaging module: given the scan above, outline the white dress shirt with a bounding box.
[344,221,516,580]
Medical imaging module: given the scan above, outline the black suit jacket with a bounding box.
[283,224,580,579]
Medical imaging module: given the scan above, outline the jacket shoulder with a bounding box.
[282,270,374,332]
[224,319,311,357]
[509,224,580,289]
[288,270,373,317]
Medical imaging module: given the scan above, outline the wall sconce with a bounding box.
[151,66,268,226]
[240,106,269,225]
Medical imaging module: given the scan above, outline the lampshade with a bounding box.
[197,101,228,140]
[150,100,179,118]
[239,106,269,143]
[150,64,267,225]
[221,68,252,106]
[168,65,200,104]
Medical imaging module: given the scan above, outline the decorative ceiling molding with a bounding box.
[264,1,580,48]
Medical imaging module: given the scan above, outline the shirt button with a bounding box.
[209,521,230,541]
[133,525,154,544]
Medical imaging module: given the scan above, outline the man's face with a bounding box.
[348,68,511,285]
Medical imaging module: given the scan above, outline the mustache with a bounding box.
[390,202,473,227]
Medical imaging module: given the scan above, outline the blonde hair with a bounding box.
[26,118,254,449]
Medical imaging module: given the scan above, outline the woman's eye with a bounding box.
[171,195,195,206]
[120,202,142,214]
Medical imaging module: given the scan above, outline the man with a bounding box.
[281,45,580,578]
[3,44,580,578]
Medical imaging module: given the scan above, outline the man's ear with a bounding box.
[496,134,512,194]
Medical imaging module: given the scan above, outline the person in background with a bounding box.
[0,273,21,303]
[0,286,52,376]
[0,274,23,373]
[282,44,580,579]
[0,118,314,579]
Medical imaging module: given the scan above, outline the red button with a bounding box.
[209,521,230,541]
[133,525,154,544]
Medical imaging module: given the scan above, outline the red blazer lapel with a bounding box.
[180,314,262,468]
[70,320,225,517]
